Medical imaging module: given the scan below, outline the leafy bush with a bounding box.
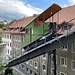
[0,64,6,74]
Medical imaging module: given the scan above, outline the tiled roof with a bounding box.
[1,16,36,34]
[0,21,3,23]
[54,5,75,24]
[8,16,35,28]
[0,20,8,23]
[0,30,25,34]
[46,5,75,34]
[1,5,75,34]
[46,5,75,24]
[3,20,8,22]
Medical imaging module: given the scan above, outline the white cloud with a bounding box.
[0,0,43,21]
[63,4,67,7]
[61,4,68,8]
[69,0,75,4]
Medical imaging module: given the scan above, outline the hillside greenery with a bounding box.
[0,19,17,29]
[0,23,9,28]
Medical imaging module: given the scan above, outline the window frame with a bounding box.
[61,45,68,51]
[51,68,58,75]
[29,60,33,67]
[62,25,68,31]
[30,70,33,75]
[60,57,67,67]
[71,60,75,71]
[42,54,46,60]
[60,71,67,75]
[42,63,46,72]
[34,61,38,69]
[26,67,29,73]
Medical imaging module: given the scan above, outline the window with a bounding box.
[63,25,67,31]
[8,49,10,54]
[60,72,67,75]
[5,35,6,38]
[22,36,24,42]
[18,36,20,40]
[72,60,75,71]
[34,61,38,69]
[30,60,33,66]
[26,28,30,33]
[16,36,17,40]
[34,73,37,75]
[8,43,9,46]
[62,45,68,51]
[10,51,12,55]
[51,68,58,75]
[22,64,24,68]
[10,35,11,39]
[43,54,46,59]
[25,61,29,64]
[42,64,46,71]
[30,70,32,75]
[26,67,29,73]
[7,35,9,39]
[60,57,67,67]
[72,42,75,53]
[10,43,11,47]
[32,29,34,34]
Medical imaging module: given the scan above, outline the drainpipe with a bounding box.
[47,52,51,75]
[53,49,56,75]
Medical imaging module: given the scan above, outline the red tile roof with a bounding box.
[0,30,25,34]
[53,5,75,24]
[8,16,35,28]
[46,5,75,34]
[1,5,75,34]
[0,20,8,23]
[1,16,36,33]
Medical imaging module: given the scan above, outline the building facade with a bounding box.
[19,4,75,75]
[0,43,7,63]
[1,4,75,75]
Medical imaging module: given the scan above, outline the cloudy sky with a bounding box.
[0,0,75,21]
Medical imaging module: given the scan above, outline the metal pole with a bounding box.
[47,52,51,75]
[53,49,56,75]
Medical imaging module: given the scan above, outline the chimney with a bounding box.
[23,16,26,19]
[33,14,37,18]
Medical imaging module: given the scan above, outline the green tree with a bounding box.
[0,64,6,74]
[0,23,10,29]
[0,23,5,28]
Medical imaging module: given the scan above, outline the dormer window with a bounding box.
[63,25,67,31]
[25,28,30,33]
[13,28,17,31]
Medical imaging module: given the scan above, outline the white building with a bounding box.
[2,33,12,60]
[0,43,7,63]
[1,17,35,60]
